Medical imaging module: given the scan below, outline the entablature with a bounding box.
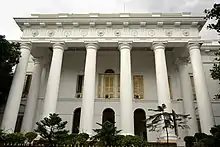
[15,13,206,33]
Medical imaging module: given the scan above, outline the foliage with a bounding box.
[119,135,147,147]
[184,125,220,147]
[92,121,121,146]
[205,3,220,33]
[5,132,26,144]
[34,113,69,145]
[145,104,190,144]
[205,4,220,99]
[24,132,37,144]
[73,133,89,146]
[91,121,147,146]
[0,129,6,142]
[0,35,21,105]
[184,136,196,147]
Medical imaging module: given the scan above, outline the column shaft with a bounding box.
[1,43,31,132]
[80,43,98,135]
[152,43,177,141]
[42,43,64,118]
[188,43,214,134]
[178,63,198,135]
[21,58,42,132]
[119,43,134,135]
[153,43,172,111]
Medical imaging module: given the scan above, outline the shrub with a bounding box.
[5,132,26,144]
[25,132,37,144]
[184,136,196,147]
[34,113,69,145]
[0,129,6,142]
[73,133,89,145]
[92,121,121,146]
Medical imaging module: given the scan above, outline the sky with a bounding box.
[0,0,219,40]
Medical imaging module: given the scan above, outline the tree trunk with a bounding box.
[165,127,169,147]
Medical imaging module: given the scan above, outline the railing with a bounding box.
[1,143,177,147]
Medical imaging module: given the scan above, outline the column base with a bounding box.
[158,130,177,143]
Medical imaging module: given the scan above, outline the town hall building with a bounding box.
[1,13,220,143]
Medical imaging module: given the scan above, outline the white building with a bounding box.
[1,13,220,143]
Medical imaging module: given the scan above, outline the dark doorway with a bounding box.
[102,108,115,124]
[72,108,81,134]
[134,109,147,140]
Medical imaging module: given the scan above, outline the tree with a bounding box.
[145,104,190,145]
[184,125,220,147]
[34,113,70,145]
[205,3,220,99]
[0,35,20,105]
[92,121,121,146]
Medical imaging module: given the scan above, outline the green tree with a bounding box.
[184,125,220,147]
[0,35,20,105]
[205,3,220,99]
[145,104,190,145]
[24,132,37,144]
[92,121,121,146]
[34,113,69,145]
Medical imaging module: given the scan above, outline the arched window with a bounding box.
[102,108,115,124]
[134,109,147,140]
[98,69,120,98]
[105,69,115,74]
[72,108,81,134]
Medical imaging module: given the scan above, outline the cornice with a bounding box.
[14,13,206,31]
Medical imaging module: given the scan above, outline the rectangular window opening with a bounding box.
[76,75,84,98]
[133,75,144,99]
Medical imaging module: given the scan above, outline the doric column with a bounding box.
[21,57,43,132]
[152,42,172,111]
[118,42,134,135]
[1,42,32,132]
[188,42,214,134]
[80,42,99,135]
[42,42,65,118]
[176,58,198,135]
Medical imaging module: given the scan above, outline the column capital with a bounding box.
[20,42,32,51]
[85,41,99,50]
[118,42,132,50]
[187,41,203,50]
[51,42,66,51]
[151,41,167,51]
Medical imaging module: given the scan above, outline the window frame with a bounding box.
[75,75,84,98]
[22,74,32,99]
[133,75,144,99]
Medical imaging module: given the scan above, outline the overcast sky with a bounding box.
[0,0,219,40]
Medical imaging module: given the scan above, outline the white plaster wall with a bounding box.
[34,48,219,142]
[34,49,185,141]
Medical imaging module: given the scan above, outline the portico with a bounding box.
[1,13,218,142]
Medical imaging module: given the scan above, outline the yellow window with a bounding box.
[133,75,144,99]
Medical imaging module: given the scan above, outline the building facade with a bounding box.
[1,13,220,143]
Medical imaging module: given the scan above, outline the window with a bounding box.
[98,69,120,98]
[190,75,196,100]
[104,74,115,98]
[22,74,32,98]
[133,75,144,99]
[76,75,84,98]
[168,76,173,99]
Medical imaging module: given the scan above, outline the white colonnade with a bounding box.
[1,41,214,137]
